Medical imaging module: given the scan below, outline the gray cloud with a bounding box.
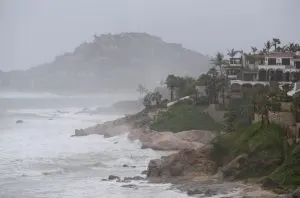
[0,0,300,71]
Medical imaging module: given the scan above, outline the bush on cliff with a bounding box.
[269,143,300,192]
[149,102,223,132]
[212,122,300,193]
[211,123,285,179]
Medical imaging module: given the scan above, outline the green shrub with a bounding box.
[212,123,285,179]
[150,102,223,132]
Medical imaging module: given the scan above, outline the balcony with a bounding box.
[229,58,242,66]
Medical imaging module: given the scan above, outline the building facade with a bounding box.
[225,51,300,92]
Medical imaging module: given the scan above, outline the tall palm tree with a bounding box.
[206,68,219,104]
[227,48,239,59]
[251,46,258,54]
[272,38,281,51]
[253,86,270,127]
[285,42,300,52]
[211,52,225,75]
[264,40,272,52]
[152,91,162,105]
[165,74,178,101]
[137,84,148,97]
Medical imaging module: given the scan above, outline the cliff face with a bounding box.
[1,33,210,93]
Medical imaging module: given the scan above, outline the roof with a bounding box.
[265,52,295,58]
[293,55,300,60]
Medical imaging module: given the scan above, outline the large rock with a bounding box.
[141,132,204,150]
[74,129,87,136]
[16,120,23,124]
[291,187,300,198]
[147,148,217,178]
[221,154,248,179]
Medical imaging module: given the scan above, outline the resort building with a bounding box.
[225,51,300,92]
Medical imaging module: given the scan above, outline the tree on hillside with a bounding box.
[217,76,227,105]
[152,91,162,105]
[282,83,294,96]
[224,110,237,132]
[272,38,281,51]
[251,46,258,54]
[264,40,272,52]
[211,52,225,75]
[137,84,148,97]
[284,43,300,52]
[206,67,219,104]
[227,48,239,60]
[291,93,300,124]
[165,74,178,101]
[197,74,211,86]
[143,93,152,108]
[253,86,271,127]
[176,76,197,98]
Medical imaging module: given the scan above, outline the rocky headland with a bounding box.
[72,104,298,197]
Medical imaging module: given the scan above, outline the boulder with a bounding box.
[74,129,87,136]
[140,132,204,151]
[121,184,138,189]
[261,178,279,190]
[122,176,145,182]
[147,148,217,178]
[122,164,136,168]
[108,175,120,181]
[16,120,23,124]
[141,170,148,175]
[187,188,203,196]
[221,154,248,179]
[291,187,300,198]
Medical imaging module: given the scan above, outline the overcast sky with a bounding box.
[0,0,300,71]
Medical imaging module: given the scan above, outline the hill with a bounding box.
[0,33,210,93]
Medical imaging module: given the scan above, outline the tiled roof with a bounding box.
[293,55,300,60]
[266,52,295,58]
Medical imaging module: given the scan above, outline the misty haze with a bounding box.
[1,1,300,198]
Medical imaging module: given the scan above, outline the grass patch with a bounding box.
[149,102,223,133]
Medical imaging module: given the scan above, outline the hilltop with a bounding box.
[0,33,210,93]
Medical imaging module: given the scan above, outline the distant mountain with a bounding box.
[0,33,210,93]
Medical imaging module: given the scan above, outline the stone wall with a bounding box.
[281,102,292,112]
[254,111,295,126]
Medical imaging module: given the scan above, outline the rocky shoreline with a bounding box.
[72,113,293,198]
[72,115,214,151]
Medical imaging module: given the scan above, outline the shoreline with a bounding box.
[72,112,290,198]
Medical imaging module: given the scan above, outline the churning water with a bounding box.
[0,92,190,198]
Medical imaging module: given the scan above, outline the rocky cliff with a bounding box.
[1,33,210,93]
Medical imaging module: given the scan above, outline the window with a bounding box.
[282,58,291,65]
[268,58,276,65]
[296,61,300,69]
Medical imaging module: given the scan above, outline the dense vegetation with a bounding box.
[211,122,300,193]
[150,101,223,132]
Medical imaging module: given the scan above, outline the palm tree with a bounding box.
[206,68,219,104]
[152,91,162,105]
[285,42,300,52]
[251,46,258,54]
[217,76,227,106]
[272,38,281,51]
[211,52,225,75]
[264,40,272,52]
[227,48,239,61]
[165,74,178,101]
[253,86,270,127]
[137,84,148,97]
[143,93,152,108]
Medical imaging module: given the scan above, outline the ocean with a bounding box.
[0,91,191,198]
[0,91,242,198]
